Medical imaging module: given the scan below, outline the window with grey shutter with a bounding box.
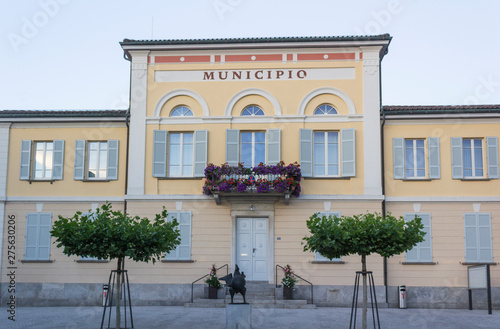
[266,129,281,165]
[153,130,168,178]
[165,211,192,260]
[226,129,240,167]
[194,130,208,177]
[25,213,52,260]
[405,213,432,262]
[106,140,119,180]
[464,213,492,263]
[52,140,65,180]
[74,140,86,180]
[341,128,355,177]
[314,212,342,261]
[428,137,440,179]
[299,129,313,177]
[392,138,404,179]
[451,137,463,179]
[486,137,499,179]
[20,140,32,180]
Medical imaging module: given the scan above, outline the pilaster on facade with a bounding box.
[361,46,383,196]
[0,123,10,277]
[127,50,149,196]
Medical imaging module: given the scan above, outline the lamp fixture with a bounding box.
[249,205,255,211]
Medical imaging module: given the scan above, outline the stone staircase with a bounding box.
[185,281,315,309]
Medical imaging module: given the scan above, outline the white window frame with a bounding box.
[405,139,426,179]
[241,105,264,116]
[87,141,108,180]
[313,104,337,115]
[33,141,54,179]
[313,131,340,177]
[168,132,194,177]
[240,131,266,167]
[170,106,193,117]
[463,138,484,178]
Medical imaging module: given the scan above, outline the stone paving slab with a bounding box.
[1,306,499,329]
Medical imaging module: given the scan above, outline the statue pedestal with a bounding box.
[226,303,252,329]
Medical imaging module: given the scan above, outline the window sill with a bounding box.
[312,261,345,264]
[402,178,432,182]
[22,179,57,184]
[401,262,436,265]
[20,259,54,263]
[76,259,109,263]
[156,177,202,180]
[304,177,351,180]
[161,259,195,263]
[80,179,111,182]
[461,262,496,266]
[459,178,491,181]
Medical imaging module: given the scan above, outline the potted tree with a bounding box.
[281,264,297,300]
[205,264,222,299]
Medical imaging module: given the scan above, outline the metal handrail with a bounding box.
[276,264,314,304]
[191,264,229,303]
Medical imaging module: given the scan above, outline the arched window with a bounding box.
[314,104,337,115]
[241,105,264,116]
[170,106,193,117]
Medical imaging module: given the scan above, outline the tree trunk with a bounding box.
[116,257,122,329]
[362,254,367,329]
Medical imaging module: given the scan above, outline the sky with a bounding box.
[1,0,499,110]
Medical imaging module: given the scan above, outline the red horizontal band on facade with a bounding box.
[215,55,221,62]
[360,53,363,60]
[287,54,293,61]
[225,54,283,62]
[155,55,211,63]
[297,53,356,61]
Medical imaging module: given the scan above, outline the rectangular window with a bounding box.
[405,213,432,262]
[314,212,342,262]
[165,211,192,260]
[80,213,98,261]
[464,213,492,263]
[74,140,119,180]
[241,132,266,167]
[20,140,64,181]
[405,139,425,178]
[168,132,194,177]
[463,139,483,178]
[313,132,339,176]
[25,213,52,260]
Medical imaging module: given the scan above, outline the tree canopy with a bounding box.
[51,203,181,263]
[303,212,425,260]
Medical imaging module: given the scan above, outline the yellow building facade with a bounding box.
[0,35,498,309]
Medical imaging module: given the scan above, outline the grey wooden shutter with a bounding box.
[52,140,65,180]
[486,137,499,179]
[405,214,419,262]
[38,213,52,260]
[315,212,341,261]
[299,129,313,177]
[106,140,119,180]
[226,129,240,166]
[477,213,493,262]
[74,140,86,180]
[153,130,168,178]
[194,130,208,177]
[451,137,463,179]
[418,213,432,262]
[165,212,191,260]
[20,140,32,180]
[25,213,39,260]
[428,137,440,179]
[392,138,404,179]
[341,128,355,177]
[266,129,281,165]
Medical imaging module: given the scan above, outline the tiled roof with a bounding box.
[0,110,128,118]
[120,34,392,46]
[382,105,500,115]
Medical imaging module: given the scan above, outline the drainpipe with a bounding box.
[378,55,389,305]
[123,50,132,215]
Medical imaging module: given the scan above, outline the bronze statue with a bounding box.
[220,264,247,304]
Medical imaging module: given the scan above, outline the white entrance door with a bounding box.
[236,218,268,281]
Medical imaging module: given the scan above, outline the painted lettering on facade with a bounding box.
[202,69,307,81]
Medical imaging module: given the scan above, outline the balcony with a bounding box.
[203,162,301,205]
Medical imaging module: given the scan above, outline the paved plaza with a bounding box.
[1,306,499,329]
